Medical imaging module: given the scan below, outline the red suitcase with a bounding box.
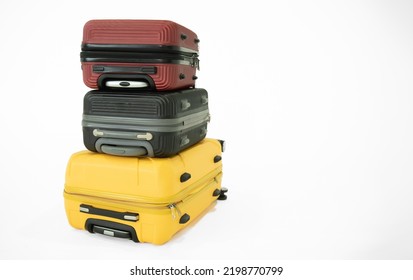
[81,20,200,91]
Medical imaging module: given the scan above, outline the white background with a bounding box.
[1,0,413,264]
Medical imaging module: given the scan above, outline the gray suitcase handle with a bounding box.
[101,145,147,157]
[105,80,149,89]
[97,73,156,90]
[95,138,155,157]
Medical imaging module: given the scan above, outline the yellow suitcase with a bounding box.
[63,138,227,245]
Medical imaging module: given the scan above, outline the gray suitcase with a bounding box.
[82,88,209,157]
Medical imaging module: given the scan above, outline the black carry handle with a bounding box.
[85,218,139,243]
[80,204,139,222]
[97,73,156,90]
[93,65,157,74]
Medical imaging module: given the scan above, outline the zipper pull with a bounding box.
[191,55,200,70]
[196,57,200,70]
[168,203,191,224]
[168,203,182,220]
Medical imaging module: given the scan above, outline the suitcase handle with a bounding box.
[93,65,157,75]
[105,80,149,88]
[80,204,139,222]
[95,138,155,157]
[101,145,147,157]
[97,73,156,90]
[85,218,139,243]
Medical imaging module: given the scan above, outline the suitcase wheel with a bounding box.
[218,187,228,201]
[213,188,228,200]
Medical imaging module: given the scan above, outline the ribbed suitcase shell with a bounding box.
[83,20,199,50]
[81,19,199,90]
[82,88,209,157]
[63,139,224,245]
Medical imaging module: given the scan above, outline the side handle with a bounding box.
[97,73,156,90]
[101,145,147,157]
[93,65,157,74]
[95,138,155,157]
[85,218,139,243]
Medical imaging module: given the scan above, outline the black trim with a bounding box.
[80,204,139,222]
[85,218,139,242]
[82,43,198,55]
[97,74,156,90]
[93,65,157,75]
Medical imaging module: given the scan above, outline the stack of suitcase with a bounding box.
[63,20,227,245]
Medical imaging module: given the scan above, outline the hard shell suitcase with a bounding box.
[81,19,200,91]
[63,139,227,245]
[82,88,210,157]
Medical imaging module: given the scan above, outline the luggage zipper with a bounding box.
[81,51,199,69]
[81,44,199,68]
[65,172,222,221]
[66,174,220,206]
[82,110,210,133]
[81,44,198,55]
[66,166,222,202]
[167,176,221,222]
